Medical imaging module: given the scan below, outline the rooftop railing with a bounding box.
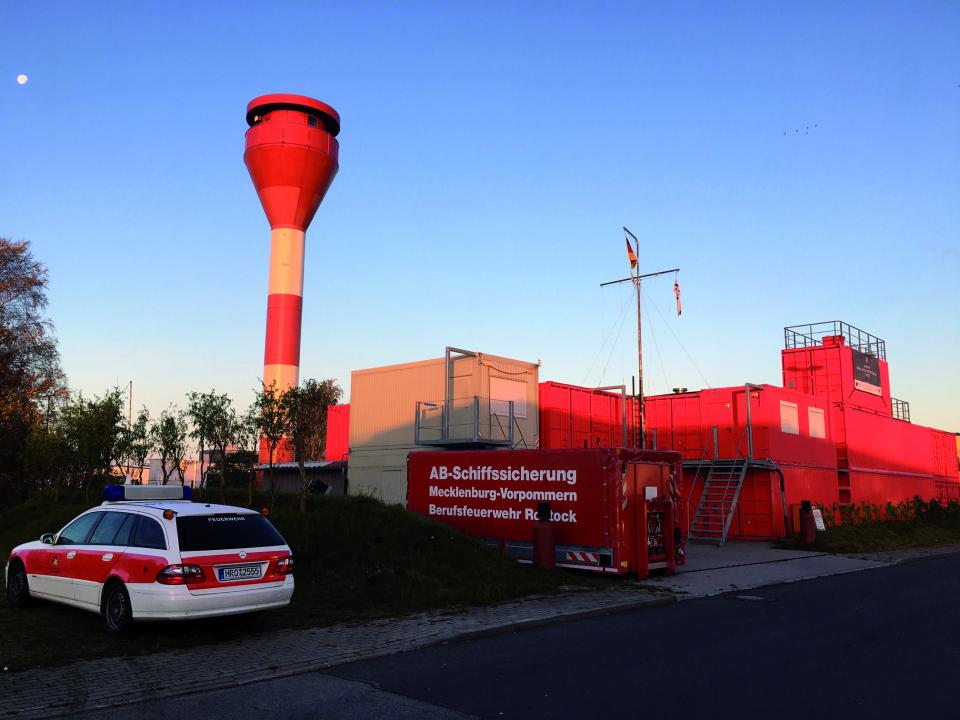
[784,321,886,360]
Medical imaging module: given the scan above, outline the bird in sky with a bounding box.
[784,123,820,136]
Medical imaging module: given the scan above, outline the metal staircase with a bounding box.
[689,459,749,545]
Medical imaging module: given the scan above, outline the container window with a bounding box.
[780,401,800,435]
[490,377,527,418]
[808,407,826,439]
[307,116,318,127]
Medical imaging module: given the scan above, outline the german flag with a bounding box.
[625,238,638,270]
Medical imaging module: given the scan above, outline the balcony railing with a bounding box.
[414,396,515,448]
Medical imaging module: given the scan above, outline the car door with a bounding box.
[39,512,103,601]
[73,511,135,607]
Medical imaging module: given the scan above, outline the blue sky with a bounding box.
[1,1,958,430]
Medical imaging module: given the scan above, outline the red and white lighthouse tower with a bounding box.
[244,94,340,459]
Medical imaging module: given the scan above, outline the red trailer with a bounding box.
[407,448,684,578]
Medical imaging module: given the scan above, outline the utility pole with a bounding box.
[127,380,133,483]
[600,227,679,449]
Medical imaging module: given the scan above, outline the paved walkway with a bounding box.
[5,541,954,719]
[647,541,894,597]
[0,587,670,719]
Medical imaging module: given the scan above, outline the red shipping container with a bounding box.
[646,386,835,463]
[647,385,838,541]
[782,332,892,418]
[539,381,638,449]
[324,404,350,461]
[841,407,960,506]
[407,448,683,576]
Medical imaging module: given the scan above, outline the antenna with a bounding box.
[600,227,680,448]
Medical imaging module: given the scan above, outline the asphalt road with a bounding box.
[80,552,960,719]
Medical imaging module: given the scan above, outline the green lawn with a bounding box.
[0,490,592,671]
[782,501,960,554]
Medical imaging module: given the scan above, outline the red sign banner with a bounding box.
[408,449,622,547]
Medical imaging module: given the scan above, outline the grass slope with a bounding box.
[0,490,583,671]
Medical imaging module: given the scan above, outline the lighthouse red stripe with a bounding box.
[264,293,303,367]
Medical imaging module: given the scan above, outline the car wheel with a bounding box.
[101,581,133,635]
[6,562,30,608]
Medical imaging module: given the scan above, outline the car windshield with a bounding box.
[176,513,285,552]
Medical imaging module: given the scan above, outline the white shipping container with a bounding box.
[348,350,540,505]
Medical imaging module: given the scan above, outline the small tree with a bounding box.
[253,382,287,510]
[24,423,70,501]
[282,378,343,512]
[236,404,261,507]
[207,395,238,503]
[59,389,126,502]
[152,407,187,485]
[186,390,223,491]
[127,407,153,484]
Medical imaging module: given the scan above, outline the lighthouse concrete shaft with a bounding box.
[264,227,306,391]
[244,94,340,397]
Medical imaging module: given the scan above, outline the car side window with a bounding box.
[112,513,138,547]
[57,512,102,545]
[133,517,166,550]
[89,512,129,545]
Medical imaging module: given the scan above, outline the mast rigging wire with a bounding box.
[642,286,713,389]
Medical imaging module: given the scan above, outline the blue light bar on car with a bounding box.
[102,485,193,502]
[102,485,125,502]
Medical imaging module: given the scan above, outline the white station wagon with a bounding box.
[5,485,294,633]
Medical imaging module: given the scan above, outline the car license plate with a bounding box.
[217,564,262,582]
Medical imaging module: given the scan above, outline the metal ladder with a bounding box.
[688,459,749,546]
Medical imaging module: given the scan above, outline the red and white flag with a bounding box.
[674,279,682,316]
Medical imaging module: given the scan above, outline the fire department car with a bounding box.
[4,485,294,634]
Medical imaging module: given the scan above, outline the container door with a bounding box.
[673,396,705,459]
[729,471,773,539]
[572,391,591,448]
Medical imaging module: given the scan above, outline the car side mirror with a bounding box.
[40,533,55,545]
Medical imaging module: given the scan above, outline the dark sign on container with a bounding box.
[852,349,882,396]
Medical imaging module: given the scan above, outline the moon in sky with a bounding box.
[16,74,28,85]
